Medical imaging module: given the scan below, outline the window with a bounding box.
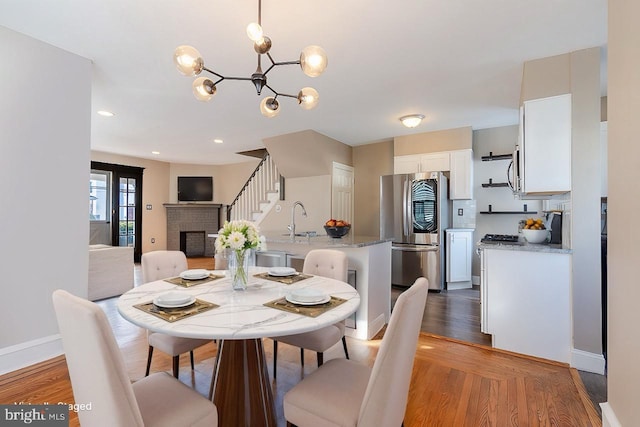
[90,170,111,221]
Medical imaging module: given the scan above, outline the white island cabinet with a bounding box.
[258,235,392,341]
[480,245,572,363]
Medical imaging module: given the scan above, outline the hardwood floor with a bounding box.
[0,260,602,426]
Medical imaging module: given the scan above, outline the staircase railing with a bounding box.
[227,152,281,222]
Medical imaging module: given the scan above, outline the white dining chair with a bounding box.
[141,250,211,378]
[52,289,218,427]
[271,249,350,378]
[283,277,429,427]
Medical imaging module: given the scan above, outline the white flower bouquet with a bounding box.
[215,220,262,290]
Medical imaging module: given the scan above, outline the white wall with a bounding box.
[259,176,332,235]
[0,27,92,373]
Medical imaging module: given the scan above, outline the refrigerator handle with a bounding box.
[402,179,410,237]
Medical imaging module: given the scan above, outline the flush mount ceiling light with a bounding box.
[399,114,425,128]
[173,0,327,118]
[97,110,114,117]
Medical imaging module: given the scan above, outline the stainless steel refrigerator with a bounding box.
[380,172,449,290]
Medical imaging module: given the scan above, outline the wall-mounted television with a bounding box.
[177,176,213,202]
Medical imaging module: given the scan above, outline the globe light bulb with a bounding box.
[297,87,319,110]
[260,97,280,118]
[246,22,263,42]
[254,36,272,54]
[300,45,328,77]
[192,77,216,102]
[173,45,204,76]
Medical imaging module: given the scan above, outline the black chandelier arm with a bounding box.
[265,84,298,99]
[262,52,301,76]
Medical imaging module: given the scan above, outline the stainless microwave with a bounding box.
[507,145,521,194]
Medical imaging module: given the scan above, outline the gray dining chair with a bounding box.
[283,277,429,427]
[271,249,350,378]
[52,289,218,426]
[141,250,211,378]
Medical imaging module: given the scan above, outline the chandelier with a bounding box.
[173,0,328,117]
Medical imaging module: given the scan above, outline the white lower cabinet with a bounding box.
[480,248,572,363]
[446,229,473,289]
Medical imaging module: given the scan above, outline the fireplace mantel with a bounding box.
[164,203,224,257]
[164,203,223,209]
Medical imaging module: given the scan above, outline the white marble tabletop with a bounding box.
[117,268,360,340]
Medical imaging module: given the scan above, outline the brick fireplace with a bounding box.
[164,203,223,257]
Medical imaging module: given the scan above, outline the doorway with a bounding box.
[90,161,144,262]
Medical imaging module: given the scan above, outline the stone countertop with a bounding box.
[477,241,572,254]
[262,233,392,249]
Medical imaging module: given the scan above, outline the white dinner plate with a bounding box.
[180,269,209,280]
[153,295,196,308]
[285,294,331,306]
[289,288,326,303]
[268,267,297,277]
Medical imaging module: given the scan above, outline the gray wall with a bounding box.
[0,26,91,372]
[521,48,603,358]
[607,1,640,424]
[471,126,542,276]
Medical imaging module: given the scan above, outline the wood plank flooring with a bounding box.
[0,259,601,426]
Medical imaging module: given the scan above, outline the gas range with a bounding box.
[480,234,523,245]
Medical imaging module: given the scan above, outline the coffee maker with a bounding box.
[547,212,563,245]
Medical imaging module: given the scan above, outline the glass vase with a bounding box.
[228,249,250,291]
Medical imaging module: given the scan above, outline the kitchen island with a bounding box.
[258,233,392,341]
[478,242,573,364]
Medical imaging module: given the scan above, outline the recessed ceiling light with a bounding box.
[399,114,425,128]
[213,139,223,144]
[151,151,160,155]
[97,110,115,117]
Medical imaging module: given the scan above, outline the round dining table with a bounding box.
[117,267,360,427]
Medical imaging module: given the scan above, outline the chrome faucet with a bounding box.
[289,201,307,241]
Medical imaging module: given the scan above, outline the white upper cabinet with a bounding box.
[393,152,451,174]
[393,154,422,174]
[421,152,450,172]
[449,149,473,200]
[519,93,572,196]
[394,150,472,200]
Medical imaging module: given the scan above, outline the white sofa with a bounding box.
[88,244,134,301]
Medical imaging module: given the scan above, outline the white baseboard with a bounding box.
[0,334,63,375]
[368,313,387,340]
[571,348,606,374]
[472,275,480,286]
[447,281,472,290]
[600,402,620,427]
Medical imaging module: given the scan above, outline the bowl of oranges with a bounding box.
[521,218,548,244]
[324,219,351,238]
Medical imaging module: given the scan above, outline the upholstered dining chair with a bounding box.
[283,277,429,427]
[52,290,218,427]
[271,249,350,378]
[141,250,211,378]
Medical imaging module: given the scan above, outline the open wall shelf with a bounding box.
[481,178,510,188]
[481,152,512,161]
[480,204,537,215]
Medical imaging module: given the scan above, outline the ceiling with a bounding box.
[0,0,607,165]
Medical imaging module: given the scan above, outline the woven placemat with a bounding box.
[264,296,347,318]
[253,272,312,285]
[164,274,225,288]
[134,299,219,322]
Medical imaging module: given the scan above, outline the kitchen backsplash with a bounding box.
[452,199,477,229]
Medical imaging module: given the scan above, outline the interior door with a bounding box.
[331,162,354,224]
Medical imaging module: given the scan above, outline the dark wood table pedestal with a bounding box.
[210,339,276,427]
